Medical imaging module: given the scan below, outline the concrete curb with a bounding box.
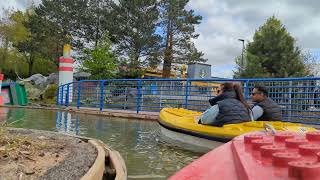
[2,105,159,121]
[60,133,128,180]
[81,140,106,180]
[103,143,127,180]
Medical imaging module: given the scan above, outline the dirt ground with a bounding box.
[0,128,97,180]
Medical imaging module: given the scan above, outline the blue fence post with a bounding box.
[100,81,105,111]
[244,80,250,100]
[60,85,64,105]
[288,81,293,120]
[56,86,60,105]
[137,80,141,113]
[77,81,81,109]
[65,84,70,106]
[185,79,189,109]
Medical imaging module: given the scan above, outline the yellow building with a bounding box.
[142,64,220,95]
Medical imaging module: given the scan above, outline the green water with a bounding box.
[1,107,201,179]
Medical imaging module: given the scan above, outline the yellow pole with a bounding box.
[63,44,71,58]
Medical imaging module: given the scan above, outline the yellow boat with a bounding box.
[158,108,316,152]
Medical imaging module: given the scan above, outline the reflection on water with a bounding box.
[3,108,201,179]
[0,108,9,122]
[55,111,80,135]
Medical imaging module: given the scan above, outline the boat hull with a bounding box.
[158,108,316,152]
[159,125,223,152]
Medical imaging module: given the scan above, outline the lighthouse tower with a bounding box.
[58,44,74,104]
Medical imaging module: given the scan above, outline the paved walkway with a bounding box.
[72,107,159,120]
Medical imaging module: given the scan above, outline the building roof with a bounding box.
[73,72,91,78]
[188,62,212,66]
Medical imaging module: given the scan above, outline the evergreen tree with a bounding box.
[79,0,112,48]
[159,0,206,78]
[81,35,117,79]
[28,12,66,67]
[13,9,63,76]
[108,0,161,78]
[35,0,111,50]
[234,16,310,78]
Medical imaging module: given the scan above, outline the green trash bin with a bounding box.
[1,83,28,106]
[14,83,28,106]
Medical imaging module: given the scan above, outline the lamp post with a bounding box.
[238,39,245,71]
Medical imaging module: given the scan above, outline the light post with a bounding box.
[238,39,245,71]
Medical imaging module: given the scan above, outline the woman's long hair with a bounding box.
[221,82,251,112]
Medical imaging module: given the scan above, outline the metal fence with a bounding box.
[57,77,320,124]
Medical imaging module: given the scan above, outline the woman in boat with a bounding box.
[197,82,251,126]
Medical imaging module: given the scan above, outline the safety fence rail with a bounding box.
[57,77,320,124]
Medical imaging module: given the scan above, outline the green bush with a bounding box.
[32,58,57,76]
[43,84,58,100]
[1,48,29,80]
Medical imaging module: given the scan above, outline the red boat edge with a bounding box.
[169,131,320,180]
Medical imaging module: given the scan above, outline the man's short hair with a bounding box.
[254,86,268,96]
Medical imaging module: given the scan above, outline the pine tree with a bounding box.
[234,16,310,78]
[160,0,206,78]
[35,0,111,50]
[108,0,161,78]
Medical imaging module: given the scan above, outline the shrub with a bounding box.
[43,84,58,100]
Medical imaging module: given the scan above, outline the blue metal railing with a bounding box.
[57,77,320,124]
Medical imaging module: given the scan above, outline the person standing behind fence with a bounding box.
[197,82,251,126]
[251,86,282,121]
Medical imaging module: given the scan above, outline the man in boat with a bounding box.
[197,82,251,126]
[251,86,282,121]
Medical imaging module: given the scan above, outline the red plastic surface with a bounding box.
[285,138,308,148]
[169,141,238,180]
[274,132,295,142]
[288,161,320,179]
[244,134,263,143]
[306,131,320,141]
[251,139,273,150]
[260,145,286,157]
[0,74,4,81]
[170,131,320,180]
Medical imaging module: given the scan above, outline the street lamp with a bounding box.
[238,39,245,71]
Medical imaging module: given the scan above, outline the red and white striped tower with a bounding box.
[59,44,74,103]
[0,73,4,105]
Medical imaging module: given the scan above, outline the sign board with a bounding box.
[1,89,10,104]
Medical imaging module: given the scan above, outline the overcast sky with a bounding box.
[1,0,320,78]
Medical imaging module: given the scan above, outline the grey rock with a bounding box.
[47,73,59,84]
[18,73,59,89]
